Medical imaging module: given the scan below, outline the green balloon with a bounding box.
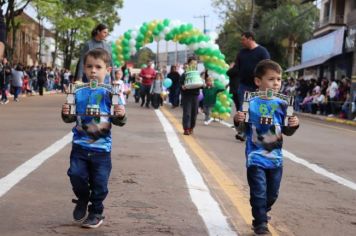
[124,31,131,39]
[157,23,164,31]
[186,24,193,31]
[219,106,226,113]
[123,54,130,61]
[136,34,144,42]
[122,39,129,47]
[153,28,160,36]
[180,25,187,33]
[123,46,130,54]
[140,26,148,34]
[163,19,170,26]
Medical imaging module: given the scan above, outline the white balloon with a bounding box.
[208,31,218,41]
[130,48,137,55]
[129,39,136,46]
[130,31,138,39]
[192,43,199,50]
[188,44,195,50]
[163,27,170,34]
[199,41,207,49]
[159,32,165,40]
[212,44,219,50]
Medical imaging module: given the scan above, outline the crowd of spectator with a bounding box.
[0,58,72,104]
[280,76,355,120]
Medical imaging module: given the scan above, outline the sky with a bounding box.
[108,0,222,51]
[22,0,222,52]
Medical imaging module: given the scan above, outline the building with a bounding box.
[287,0,356,83]
[6,12,62,67]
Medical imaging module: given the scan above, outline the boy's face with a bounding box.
[255,69,282,92]
[84,56,111,83]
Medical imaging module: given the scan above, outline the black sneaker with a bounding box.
[81,213,105,228]
[72,199,88,222]
[253,222,270,235]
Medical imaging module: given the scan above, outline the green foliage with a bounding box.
[131,47,156,68]
[32,0,123,68]
[213,0,318,68]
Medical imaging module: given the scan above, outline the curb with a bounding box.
[295,112,356,127]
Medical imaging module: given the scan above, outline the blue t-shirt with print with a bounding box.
[245,96,288,169]
[72,85,113,152]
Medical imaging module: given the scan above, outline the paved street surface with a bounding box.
[0,94,355,236]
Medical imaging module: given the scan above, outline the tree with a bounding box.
[33,0,123,69]
[212,0,318,68]
[132,47,155,68]
[0,0,32,60]
[256,2,318,67]
[212,0,252,63]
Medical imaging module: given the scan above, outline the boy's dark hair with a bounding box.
[254,59,282,79]
[91,23,108,38]
[84,48,111,67]
[242,31,255,40]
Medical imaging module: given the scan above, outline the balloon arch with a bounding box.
[111,19,233,119]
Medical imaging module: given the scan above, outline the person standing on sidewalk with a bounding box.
[11,64,26,102]
[0,58,11,104]
[61,48,127,228]
[233,31,270,140]
[37,65,47,96]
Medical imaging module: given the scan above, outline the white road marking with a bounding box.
[0,133,72,198]
[283,150,356,191]
[155,110,237,236]
[219,121,356,191]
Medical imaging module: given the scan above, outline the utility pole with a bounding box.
[194,15,209,34]
[156,40,160,69]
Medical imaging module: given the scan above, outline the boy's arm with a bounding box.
[282,116,299,136]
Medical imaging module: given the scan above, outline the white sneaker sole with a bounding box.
[81,219,103,228]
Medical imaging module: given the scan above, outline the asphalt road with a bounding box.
[0,94,355,236]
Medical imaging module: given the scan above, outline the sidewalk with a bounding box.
[295,112,356,127]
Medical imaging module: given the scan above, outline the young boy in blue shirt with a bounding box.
[234,59,299,235]
[61,48,127,228]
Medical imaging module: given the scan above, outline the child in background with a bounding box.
[234,59,299,235]
[61,48,127,228]
[113,68,126,105]
[150,73,163,109]
[202,77,225,125]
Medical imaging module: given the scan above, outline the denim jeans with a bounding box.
[247,166,283,226]
[203,104,212,121]
[67,144,112,214]
[237,83,256,111]
[13,86,22,100]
